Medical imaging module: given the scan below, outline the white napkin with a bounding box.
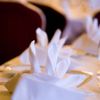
[86,16,100,45]
[86,16,100,59]
[29,38,70,79]
[12,28,91,100]
[29,41,40,73]
[72,16,100,56]
[19,28,66,66]
[12,74,87,100]
[27,28,86,79]
[36,28,48,47]
[20,28,81,69]
[29,38,88,86]
[19,28,89,82]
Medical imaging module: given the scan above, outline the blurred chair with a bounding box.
[28,0,85,44]
[0,1,46,65]
[28,0,67,41]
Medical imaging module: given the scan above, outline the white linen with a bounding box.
[73,16,100,57]
[12,74,88,100]
[86,16,100,45]
[12,28,92,100]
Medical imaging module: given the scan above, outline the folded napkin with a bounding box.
[86,16,100,59]
[73,16,100,57]
[20,28,84,69]
[12,28,91,100]
[19,28,91,83]
[86,16,100,45]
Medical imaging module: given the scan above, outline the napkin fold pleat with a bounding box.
[49,29,61,45]
[29,41,40,73]
[55,59,69,78]
[46,43,59,76]
[36,28,48,47]
[55,74,87,88]
[86,16,100,44]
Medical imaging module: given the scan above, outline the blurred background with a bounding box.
[0,0,100,65]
